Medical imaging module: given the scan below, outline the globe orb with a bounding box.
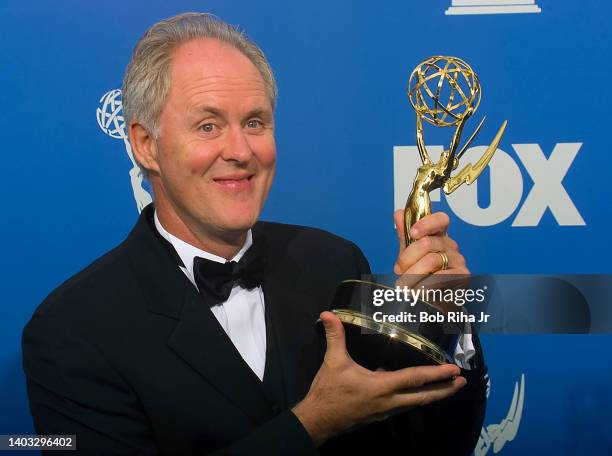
[408,56,481,127]
[96,89,127,139]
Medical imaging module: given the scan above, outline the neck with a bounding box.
[154,198,247,261]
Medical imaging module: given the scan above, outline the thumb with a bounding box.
[320,311,348,361]
[394,209,407,251]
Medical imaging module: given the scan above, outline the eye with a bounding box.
[246,119,263,129]
[200,123,216,133]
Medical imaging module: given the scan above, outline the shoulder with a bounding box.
[31,240,135,321]
[254,220,360,255]
[253,220,370,276]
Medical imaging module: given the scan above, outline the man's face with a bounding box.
[152,38,276,241]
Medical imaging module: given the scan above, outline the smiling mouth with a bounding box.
[213,174,255,191]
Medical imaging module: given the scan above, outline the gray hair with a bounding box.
[122,12,277,138]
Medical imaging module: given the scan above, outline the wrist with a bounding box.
[291,398,335,447]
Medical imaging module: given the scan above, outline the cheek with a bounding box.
[178,141,219,177]
[254,136,277,169]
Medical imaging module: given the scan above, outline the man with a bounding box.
[23,13,487,455]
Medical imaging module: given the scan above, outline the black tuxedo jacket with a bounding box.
[23,205,487,455]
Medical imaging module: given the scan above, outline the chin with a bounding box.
[216,211,258,233]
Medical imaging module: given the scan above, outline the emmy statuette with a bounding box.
[325,56,507,369]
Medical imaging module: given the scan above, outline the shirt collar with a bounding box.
[154,210,253,279]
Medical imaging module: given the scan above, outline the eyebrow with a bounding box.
[197,106,224,117]
[244,108,273,120]
[196,106,273,120]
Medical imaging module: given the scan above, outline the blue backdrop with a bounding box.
[1,0,610,454]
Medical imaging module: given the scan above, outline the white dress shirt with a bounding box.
[454,324,475,369]
[155,212,267,380]
[155,211,475,375]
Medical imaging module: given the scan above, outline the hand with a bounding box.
[292,312,466,446]
[393,210,469,276]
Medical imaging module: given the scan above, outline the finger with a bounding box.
[397,271,473,313]
[391,376,467,409]
[394,210,406,251]
[396,235,465,275]
[320,311,348,362]
[414,271,471,294]
[408,250,468,276]
[434,266,471,276]
[365,412,391,424]
[394,235,448,274]
[426,245,468,276]
[381,363,461,393]
[395,272,425,290]
[409,212,450,240]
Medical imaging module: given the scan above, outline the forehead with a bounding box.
[167,38,269,104]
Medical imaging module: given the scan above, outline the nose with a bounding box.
[220,126,254,163]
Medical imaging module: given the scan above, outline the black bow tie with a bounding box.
[193,242,266,307]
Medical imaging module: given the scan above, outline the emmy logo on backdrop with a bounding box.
[96,89,153,213]
[475,374,525,455]
[446,0,541,15]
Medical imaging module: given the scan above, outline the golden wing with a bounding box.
[444,120,507,195]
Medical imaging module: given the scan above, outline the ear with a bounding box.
[128,121,161,175]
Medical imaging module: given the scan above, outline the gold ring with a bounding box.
[436,251,449,271]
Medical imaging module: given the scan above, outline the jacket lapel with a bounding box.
[263,278,321,408]
[167,291,274,424]
[256,228,322,409]
[126,205,275,424]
